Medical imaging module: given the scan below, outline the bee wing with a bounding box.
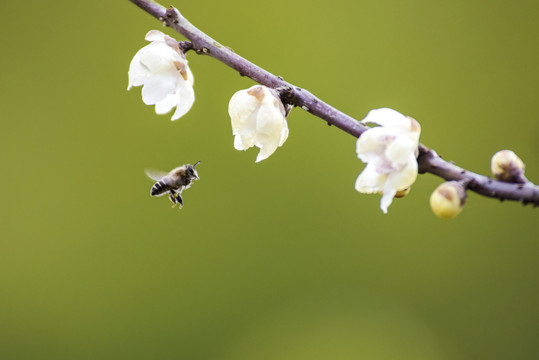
[144,168,169,181]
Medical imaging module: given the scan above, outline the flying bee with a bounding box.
[145,161,201,208]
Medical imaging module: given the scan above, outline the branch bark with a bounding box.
[128,0,539,207]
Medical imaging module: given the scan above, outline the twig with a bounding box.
[128,0,539,206]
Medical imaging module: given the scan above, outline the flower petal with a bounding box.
[253,103,286,161]
[145,30,167,42]
[388,156,418,190]
[128,46,151,89]
[154,93,178,115]
[279,119,289,146]
[356,127,392,159]
[234,134,246,151]
[361,108,410,129]
[141,71,178,105]
[255,147,274,163]
[171,80,195,120]
[385,136,417,164]
[380,187,397,214]
[229,89,259,130]
[140,43,180,73]
[355,162,385,194]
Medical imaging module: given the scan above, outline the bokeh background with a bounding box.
[1,0,538,359]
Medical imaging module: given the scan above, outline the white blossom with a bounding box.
[128,30,195,120]
[228,85,289,162]
[355,108,421,213]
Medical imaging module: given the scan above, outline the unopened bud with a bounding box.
[491,150,527,183]
[430,181,467,219]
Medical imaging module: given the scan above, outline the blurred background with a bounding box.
[1,0,538,359]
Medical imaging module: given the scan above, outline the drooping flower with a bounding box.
[355,108,421,213]
[228,85,289,162]
[128,30,195,120]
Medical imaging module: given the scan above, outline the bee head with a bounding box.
[188,161,201,180]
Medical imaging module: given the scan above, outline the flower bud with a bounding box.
[491,150,527,183]
[430,181,467,219]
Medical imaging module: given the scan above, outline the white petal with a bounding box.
[140,43,179,73]
[356,126,398,158]
[385,136,417,164]
[154,93,178,115]
[255,148,273,163]
[361,108,410,129]
[228,89,248,119]
[279,119,289,146]
[229,89,259,121]
[234,134,246,150]
[253,105,285,161]
[256,134,281,162]
[229,88,261,149]
[171,80,195,120]
[127,47,151,89]
[255,104,284,137]
[141,72,178,105]
[355,162,385,194]
[237,111,258,149]
[380,188,397,214]
[145,30,183,56]
[229,89,259,131]
[388,157,418,190]
[145,30,167,42]
[356,134,384,160]
[239,127,257,149]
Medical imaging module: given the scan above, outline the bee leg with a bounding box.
[169,192,177,208]
[175,193,184,208]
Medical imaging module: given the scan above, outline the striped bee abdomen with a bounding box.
[151,180,169,196]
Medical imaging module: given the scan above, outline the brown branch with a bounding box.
[128,0,539,207]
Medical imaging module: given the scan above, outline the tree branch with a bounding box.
[128,0,539,207]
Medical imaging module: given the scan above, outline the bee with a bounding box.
[145,161,201,208]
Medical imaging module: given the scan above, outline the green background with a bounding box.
[1,0,538,359]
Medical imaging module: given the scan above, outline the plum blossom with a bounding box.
[228,85,289,162]
[128,30,194,120]
[355,108,421,213]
